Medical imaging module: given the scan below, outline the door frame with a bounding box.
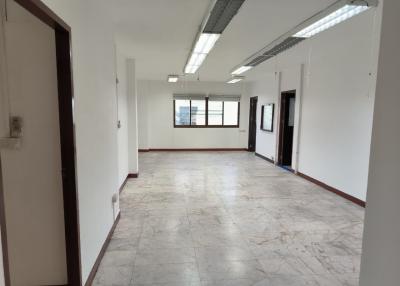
[0,0,81,285]
[277,90,296,168]
[248,96,258,151]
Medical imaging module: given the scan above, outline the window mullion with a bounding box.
[222,101,224,126]
[206,98,209,126]
[189,100,192,126]
[237,102,240,126]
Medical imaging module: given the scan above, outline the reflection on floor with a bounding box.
[94,152,364,286]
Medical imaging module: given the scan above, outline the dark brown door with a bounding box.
[248,96,258,151]
[278,91,296,170]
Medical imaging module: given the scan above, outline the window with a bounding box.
[175,99,191,126]
[208,101,223,125]
[191,100,206,126]
[223,101,239,125]
[173,95,240,128]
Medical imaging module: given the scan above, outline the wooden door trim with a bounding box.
[0,1,81,285]
[278,90,296,166]
[248,96,258,151]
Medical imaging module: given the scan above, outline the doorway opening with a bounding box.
[0,0,81,285]
[278,90,296,171]
[248,96,258,152]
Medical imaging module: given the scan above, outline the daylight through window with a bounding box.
[174,95,240,128]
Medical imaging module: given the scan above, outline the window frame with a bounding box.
[173,97,240,128]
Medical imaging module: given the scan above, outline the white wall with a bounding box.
[38,0,120,283]
[127,60,139,174]
[252,73,279,160]
[1,1,67,284]
[137,80,250,149]
[248,7,381,201]
[116,51,129,186]
[360,0,400,285]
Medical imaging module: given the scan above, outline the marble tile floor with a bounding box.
[93,152,365,286]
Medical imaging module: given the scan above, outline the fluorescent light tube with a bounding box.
[184,33,221,74]
[167,75,179,83]
[232,66,252,75]
[227,76,244,84]
[293,4,369,38]
[187,53,199,66]
[228,78,242,84]
[194,33,220,54]
[184,54,206,74]
[188,53,207,67]
[184,65,199,74]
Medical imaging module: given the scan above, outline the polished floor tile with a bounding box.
[93,152,364,285]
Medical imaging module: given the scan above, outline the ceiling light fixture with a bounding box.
[232,66,252,75]
[194,33,221,54]
[167,75,179,83]
[227,76,245,84]
[230,0,378,76]
[184,35,219,74]
[184,0,246,74]
[293,4,369,38]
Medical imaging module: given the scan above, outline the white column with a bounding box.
[127,59,139,174]
[137,80,150,150]
[360,0,400,285]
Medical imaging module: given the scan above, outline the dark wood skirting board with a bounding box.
[253,153,365,207]
[255,152,275,164]
[297,172,366,207]
[84,213,120,286]
[141,148,248,152]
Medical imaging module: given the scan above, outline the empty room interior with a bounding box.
[0,0,399,285]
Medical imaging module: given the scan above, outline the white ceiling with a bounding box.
[105,0,337,82]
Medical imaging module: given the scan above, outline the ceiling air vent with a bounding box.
[203,0,246,33]
[246,55,273,67]
[244,37,305,67]
[262,37,306,57]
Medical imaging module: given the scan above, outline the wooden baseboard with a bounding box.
[138,149,149,152]
[128,173,138,178]
[143,148,248,152]
[84,213,120,286]
[255,152,275,164]
[297,172,366,207]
